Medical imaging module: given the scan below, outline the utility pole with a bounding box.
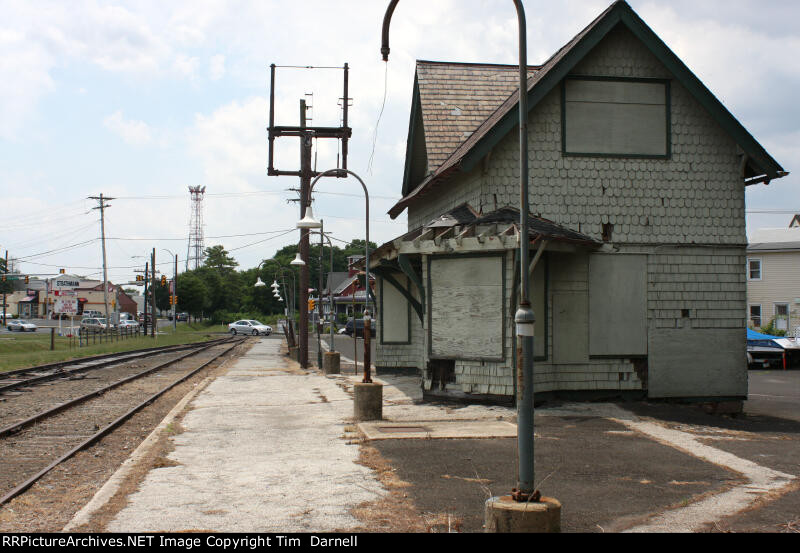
[299,99,311,368]
[268,63,352,369]
[151,248,156,338]
[173,253,178,331]
[143,262,149,334]
[89,194,114,327]
[3,250,7,324]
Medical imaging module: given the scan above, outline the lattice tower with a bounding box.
[186,185,206,271]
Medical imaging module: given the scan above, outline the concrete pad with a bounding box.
[358,420,518,440]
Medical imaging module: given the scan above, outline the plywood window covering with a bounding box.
[563,77,670,158]
[380,275,411,344]
[588,254,648,357]
[428,254,505,361]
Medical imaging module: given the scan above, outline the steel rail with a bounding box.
[0,337,230,394]
[0,336,230,379]
[0,338,246,507]
[0,337,239,438]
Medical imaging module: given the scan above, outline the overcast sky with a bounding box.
[1,0,797,285]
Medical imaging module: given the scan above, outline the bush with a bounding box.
[760,317,788,337]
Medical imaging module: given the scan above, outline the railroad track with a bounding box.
[0,336,248,507]
[0,337,231,395]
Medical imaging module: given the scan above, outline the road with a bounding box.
[746,369,800,422]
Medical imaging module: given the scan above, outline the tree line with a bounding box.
[169,240,375,323]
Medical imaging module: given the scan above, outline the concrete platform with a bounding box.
[77,339,383,533]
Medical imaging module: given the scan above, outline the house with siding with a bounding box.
[368,0,788,407]
[746,223,800,337]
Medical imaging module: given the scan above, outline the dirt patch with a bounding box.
[0,339,253,532]
[344,443,464,533]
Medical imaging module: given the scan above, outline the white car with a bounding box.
[118,320,141,330]
[228,320,272,336]
[7,319,37,332]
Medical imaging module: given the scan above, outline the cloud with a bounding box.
[103,111,154,146]
[209,54,225,80]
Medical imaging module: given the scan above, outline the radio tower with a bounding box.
[186,185,206,271]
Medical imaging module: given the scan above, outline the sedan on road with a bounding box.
[118,320,141,331]
[228,320,272,336]
[7,319,37,332]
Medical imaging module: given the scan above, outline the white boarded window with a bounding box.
[563,77,669,157]
[588,254,648,356]
[429,255,504,361]
[380,275,410,344]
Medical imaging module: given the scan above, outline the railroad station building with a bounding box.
[368,0,788,406]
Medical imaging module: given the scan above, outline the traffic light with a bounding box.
[25,275,29,284]
[169,295,173,305]
[161,275,167,286]
[308,298,316,311]
[59,268,65,274]
[1,275,5,282]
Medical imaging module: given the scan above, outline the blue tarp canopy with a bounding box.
[747,329,784,350]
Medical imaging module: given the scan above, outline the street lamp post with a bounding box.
[298,168,371,380]
[255,259,297,340]
[381,1,560,531]
[308,224,335,366]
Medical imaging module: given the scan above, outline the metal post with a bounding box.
[317,220,324,368]
[143,262,149,335]
[2,250,6,325]
[363,314,372,383]
[381,0,536,501]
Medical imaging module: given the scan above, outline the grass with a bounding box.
[0,322,228,373]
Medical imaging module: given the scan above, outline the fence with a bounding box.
[75,326,143,348]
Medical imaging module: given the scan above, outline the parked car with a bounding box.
[80,317,113,331]
[344,318,376,338]
[228,320,272,336]
[7,319,37,332]
[176,312,189,322]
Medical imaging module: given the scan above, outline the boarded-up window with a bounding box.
[563,77,669,157]
[428,255,504,360]
[588,254,647,356]
[380,275,410,344]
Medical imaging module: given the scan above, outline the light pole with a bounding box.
[297,168,371,381]
[255,260,297,336]
[381,2,558,530]
[309,224,336,366]
[162,249,177,331]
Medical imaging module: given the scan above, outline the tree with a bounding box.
[203,245,238,272]
[176,273,209,317]
[0,258,12,296]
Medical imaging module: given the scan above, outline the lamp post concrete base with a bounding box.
[323,351,340,374]
[485,496,561,533]
[354,382,382,421]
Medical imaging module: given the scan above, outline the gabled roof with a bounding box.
[402,61,539,196]
[390,0,787,219]
[324,272,350,295]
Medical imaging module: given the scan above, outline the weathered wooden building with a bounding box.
[369,1,788,406]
